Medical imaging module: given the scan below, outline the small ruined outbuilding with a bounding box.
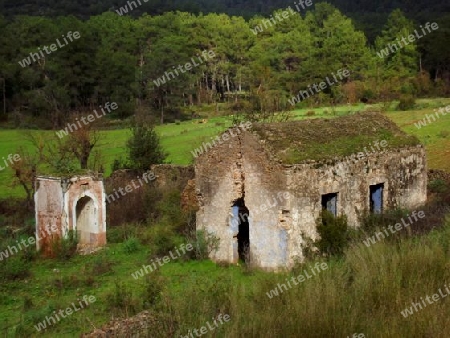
[195,112,427,270]
[34,174,106,254]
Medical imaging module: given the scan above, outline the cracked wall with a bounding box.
[195,129,427,270]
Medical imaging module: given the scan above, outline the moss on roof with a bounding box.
[251,112,421,164]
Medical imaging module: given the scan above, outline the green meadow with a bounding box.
[0,98,449,199]
[384,98,450,172]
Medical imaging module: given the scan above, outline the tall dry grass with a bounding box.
[148,216,450,337]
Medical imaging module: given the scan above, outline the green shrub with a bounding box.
[14,235,37,262]
[359,209,407,233]
[400,82,416,95]
[143,187,164,224]
[23,296,33,311]
[187,230,220,260]
[106,281,138,315]
[362,88,375,102]
[50,230,78,260]
[107,281,132,308]
[108,223,154,244]
[301,237,318,260]
[154,189,186,226]
[141,272,164,308]
[316,210,348,257]
[49,156,78,175]
[126,118,167,170]
[148,224,184,256]
[123,236,141,254]
[107,226,132,243]
[397,95,416,111]
[428,179,449,194]
[230,99,253,114]
[0,255,31,281]
[348,209,415,246]
[89,253,115,276]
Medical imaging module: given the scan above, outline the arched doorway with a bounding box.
[75,196,96,244]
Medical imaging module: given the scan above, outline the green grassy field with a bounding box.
[0,99,449,199]
[0,119,230,198]
[384,98,450,172]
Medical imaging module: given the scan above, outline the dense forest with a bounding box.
[2,0,450,41]
[0,2,449,127]
[2,0,450,20]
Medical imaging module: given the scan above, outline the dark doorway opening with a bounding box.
[370,183,384,214]
[321,193,338,216]
[233,198,250,262]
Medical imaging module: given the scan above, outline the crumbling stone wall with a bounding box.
[240,131,292,269]
[151,164,194,191]
[35,175,106,254]
[283,144,427,266]
[195,129,244,263]
[195,128,427,271]
[195,128,291,269]
[106,165,194,193]
[105,165,195,226]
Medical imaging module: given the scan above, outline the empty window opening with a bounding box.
[232,198,250,262]
[76,196,96,244]
[280,210,290,224]
[370,184,384,214]
[321,193,338,216]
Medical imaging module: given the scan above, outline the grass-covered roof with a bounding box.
[251,112,421,164]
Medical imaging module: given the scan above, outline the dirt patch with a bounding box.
[81,311,157,337]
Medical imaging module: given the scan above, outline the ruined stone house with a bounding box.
[34,174,106,254]
[195,112,427,270]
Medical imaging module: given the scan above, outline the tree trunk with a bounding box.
[80,156,89,169]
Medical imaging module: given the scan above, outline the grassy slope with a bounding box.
[0,99,449,199]
[384,98,450,172]
[0,131,34,198]
[1,218,450,337]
